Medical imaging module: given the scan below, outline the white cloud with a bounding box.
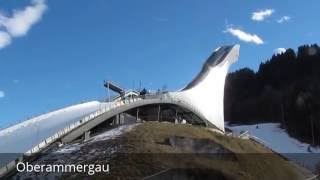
[225,27,264,45]
[0,31,11,49]
[274,48,286,54]
[251,9,274,21]
[0,0,47,37]
[0,0,47,50]
[277,16,290,23]
[0,90,5,98]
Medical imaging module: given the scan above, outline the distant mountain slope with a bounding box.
[224,44,320,145]
[0,101,108,153]
[227,123,320,172]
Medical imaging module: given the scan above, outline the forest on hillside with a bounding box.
[224,44,320,146]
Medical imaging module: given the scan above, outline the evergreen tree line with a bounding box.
[224,44,320,145]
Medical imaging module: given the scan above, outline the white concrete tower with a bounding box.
[169,45,240,132]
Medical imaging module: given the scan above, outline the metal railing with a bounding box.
[0,93,207,178]
[0,96,144,178]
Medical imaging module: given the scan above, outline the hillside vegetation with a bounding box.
[106,122,310,180]
[225,44,320,145]
[11,122,312,179]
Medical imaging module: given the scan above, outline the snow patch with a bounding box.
[0,101,109,153]
[54,143,82,153]
[0,101,99,137]
[89,124,137,143]
[53,124,137,154]
[227,122,320,172]
[227,123,320,153]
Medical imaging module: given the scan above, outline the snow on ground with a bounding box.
[12,124,137,179]
[54,143,82,153]
[227,123,320,153]
[54,124,138,154]
[90,124,137,143]
[227,122,320,172]
[0,101,109,153]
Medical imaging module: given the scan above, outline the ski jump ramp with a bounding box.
[171,45,240,131]
[2,44,239,150]
[62,44,239,143]
[0,44,239,177]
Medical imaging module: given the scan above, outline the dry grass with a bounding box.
[105,122,311,180]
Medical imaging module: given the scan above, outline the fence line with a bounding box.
[304,174,319,180]
[0,93,207,178]
[0,96,145,178]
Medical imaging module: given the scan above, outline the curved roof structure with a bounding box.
[0,44,239,178]
[171,44,240,131]
[61,45,240,143]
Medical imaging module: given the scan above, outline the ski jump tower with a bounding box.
[0,44,239,178]
[101,45,240,132]
[168,45,239,131]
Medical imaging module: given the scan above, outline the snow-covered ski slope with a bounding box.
[0,101,109,153]
[227,123,320,172]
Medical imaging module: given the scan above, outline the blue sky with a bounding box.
[0,0,319,127]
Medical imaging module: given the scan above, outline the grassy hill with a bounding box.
[12,122,313,179]
[71,122,312,179]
